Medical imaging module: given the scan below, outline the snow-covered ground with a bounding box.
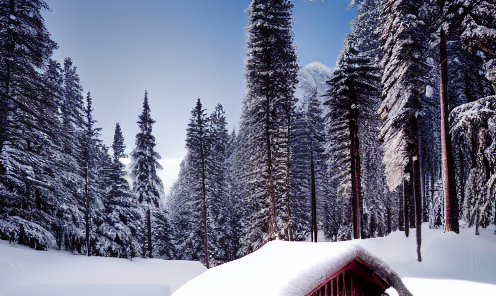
[327,224,496,296]
[1,223,495,296]
[0,241,206,296]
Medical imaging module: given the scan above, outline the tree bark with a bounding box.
[440,28,459,233]
[286,111,292,241]
[399,182,404,232]
[413,156,422,262]
[266,95,277,241]
[85,164,90,256]
[199,117,210,268]
[403,173,410,238]
[349,105,362,239]
[147,208,152,258]
[310,150,317,242]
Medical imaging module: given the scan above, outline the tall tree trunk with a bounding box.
[200,133,210,268]
[266,95,277,241]
[413,156,422,262]
[85,164,90,256]
[399,183,404,232]
[423,163,428,222]
[310,150,317,242]
[403,172,410,238]
[440,28,459,233]
[147,208,152,258]
[349,106,362,239]
[458,147,465,215]
[286,111,292,241]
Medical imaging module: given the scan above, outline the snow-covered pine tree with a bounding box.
[347,0,397,239]
[459,0,496,63]
[112,123,126,160]
[238,0,298,254]
[130,91,164,258]
[325,35,379,240]
[183,98,211,267]
[290,95,327,242]
[95,123,142,258]
[221,129,242,261]
[379,0,429,238]
[166,157,193,260]
[206,104,231,265]
[292,62,334,241]
[54,57,87,253]
[451,95,496,234]
[380,0,432,262]
[0,0,61,249]
[445,0,496,234]
[443,2,495,224]
[81,92,102,256]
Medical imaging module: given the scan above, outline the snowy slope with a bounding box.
[0,240,206,296]
[294,62,333,109]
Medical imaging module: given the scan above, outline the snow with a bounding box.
[2,224,496,296]
[173,240,407,296]
[0,240,206,296]
[174,223,496,296]
[294,62,333,109]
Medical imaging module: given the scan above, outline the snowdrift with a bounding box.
[1,223,496,296]
[0,240,206,296]
[172,241,411,296]
[174,223,496,296]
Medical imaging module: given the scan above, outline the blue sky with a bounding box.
[43,0,356,192]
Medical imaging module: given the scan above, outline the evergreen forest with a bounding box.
[1,0,495,268]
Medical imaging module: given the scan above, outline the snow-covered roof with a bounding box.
[173,240,412,296]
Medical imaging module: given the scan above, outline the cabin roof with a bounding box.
[172,241,412,296]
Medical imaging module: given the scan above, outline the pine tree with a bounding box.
[130,91,164,258]
[82,92,101,256]
[238,0,298,254]
[451,95,496,234]
[380,0,431,261]
[290,96,327,242]
[97,123,142,258]
[206,104,231,265]
[112,123,126,160]
[379,0,429,238]
[326,38,379,240]
[166,157,193,260]
[348,0,398,239]
[54,57,87,253]
[0,0,60,249]
[458,0,496,61]
[184,98,211,267]
[221,129,243,261]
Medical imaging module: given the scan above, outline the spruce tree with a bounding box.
[184,98,211,267]
[55,57,87,253]
[238,0,298,254]
[97,122,142,258]
[326,38,379,240]
[82,92,101,255]
[380,0,429,241]
[130,91,164,258]
[0,0,60,248]
[290,96,327,242]
[221,129,242,261]
[451,96,496,234]
[206,104,231,264]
